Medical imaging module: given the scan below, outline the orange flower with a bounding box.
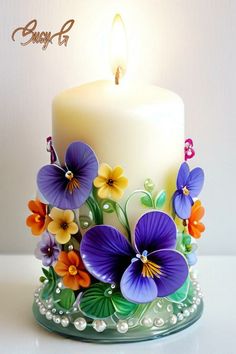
[54,251,91,291]
[26,200,51,236]
[188,200,205,238]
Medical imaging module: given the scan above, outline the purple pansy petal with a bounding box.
[34,244,42,260]
[173,190,193,219]
[42,256,53,267]
[120,260,158,303]
[65,141,98,177]
[134,211,177,254]
[80,225,134,284]
[34,232,60,266]
[177,162,189,189]
[148,249,189,297]
[37,164,68,208]
[187,167,204,198]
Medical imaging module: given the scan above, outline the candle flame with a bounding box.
[110,14,127,84]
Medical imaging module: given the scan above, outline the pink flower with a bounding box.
[185,138,195,161]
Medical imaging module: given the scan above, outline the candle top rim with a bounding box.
[53,80,184,108]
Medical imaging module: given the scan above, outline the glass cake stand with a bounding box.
[32,276,203,343]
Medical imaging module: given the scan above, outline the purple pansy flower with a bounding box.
[173,162,204,220]
[37,141,98,210]
[80,211,188,304]
[35,232,60,266]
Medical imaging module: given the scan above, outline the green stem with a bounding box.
[124,190,153,219]
[86,196,103,225]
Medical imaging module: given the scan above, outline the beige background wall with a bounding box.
[0,0,235,254]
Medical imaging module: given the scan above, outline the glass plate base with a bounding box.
[32,299,203,343]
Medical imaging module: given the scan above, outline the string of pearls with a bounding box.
[34,270,203,334]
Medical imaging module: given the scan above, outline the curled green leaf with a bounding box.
[144,178,155,192]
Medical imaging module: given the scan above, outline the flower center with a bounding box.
[182,186,190,196]
[68,265,78,276]
[65,171,74,180]
[60,222,68,230]
[35,215,41,223]
[47,247,53,256]
[137,251,163,279]
[65,171,80,194]
[107,178,114,186]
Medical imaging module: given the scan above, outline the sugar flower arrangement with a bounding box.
[27,138,205,334]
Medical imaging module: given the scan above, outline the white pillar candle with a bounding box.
[52,80,184,201]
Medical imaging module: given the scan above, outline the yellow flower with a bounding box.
[94,163,128,200]
[47,208,78,244]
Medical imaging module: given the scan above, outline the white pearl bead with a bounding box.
[39,306,46,315]
[170,315,177,325]
[166,304,173,312]
[92,320,106,332]
[154,317,164,327]
[189,306,195,313]
[46,311,53,320]
[52,308,57,314]
[57,282,63,288]
[141,317,153,328]
[192,304,197,311]
[183,309,190,317]
[74,317,87,331]
[196,298,201,305]
[61,316,70,327]
[190,271,197,280]
[53,315,61,324]
[177,313,184,321]
[198,292,203,298]
[128,318,138,327]
[117,320,129,334]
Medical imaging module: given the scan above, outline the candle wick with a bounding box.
[115,66,121,85]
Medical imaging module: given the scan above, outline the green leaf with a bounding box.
[167,276,190,303]
[140,195,153,208]
[101,199,116,213]
[42,267,50,279]
[79,215,92,229]
[80,283,138,319]
[41,281,56,300]
[155,190,166,209]
[111,293,138,317]
[80,283,115,319]
[41,267,58,300]
[39,276,46,283]
[54,288,75,310]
